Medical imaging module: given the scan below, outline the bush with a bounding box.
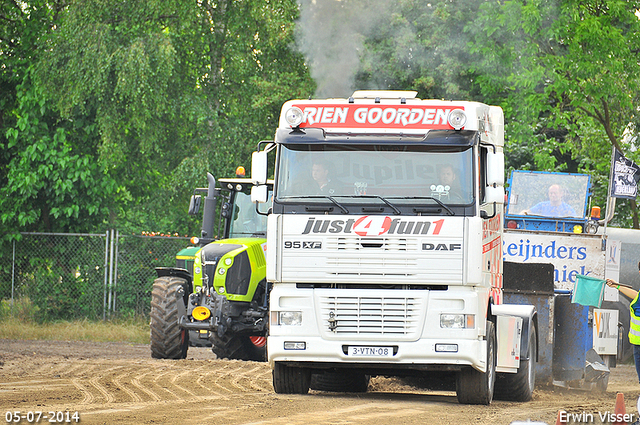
[0,297,40,323]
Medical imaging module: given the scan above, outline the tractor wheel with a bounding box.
[494,321,537,401]
[273,362,311,394]
[150,276,189,359]
[456,320,496,405]
[310,371,370,393]
[210,333,267,361]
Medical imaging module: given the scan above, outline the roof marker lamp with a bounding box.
[448,109,467,130]
[285,107,303,128]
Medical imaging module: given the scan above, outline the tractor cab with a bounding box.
[504,170,599,234]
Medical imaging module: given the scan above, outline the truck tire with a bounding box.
[211,334,266,361]
[456,320,496,405]
[494,322,536,401]
[272,362,311,394]
[310,371,370,393]
[150,276,189,359]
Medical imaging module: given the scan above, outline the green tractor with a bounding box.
[150,171,271,361]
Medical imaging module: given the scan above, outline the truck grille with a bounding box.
[318,295,422,339]
[326,237,418,251]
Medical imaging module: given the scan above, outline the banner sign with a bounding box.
[502,233,605,290]
[291,104,462,130]
[611,149,640,199]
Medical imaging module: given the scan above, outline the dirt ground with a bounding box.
[1,339,639,425]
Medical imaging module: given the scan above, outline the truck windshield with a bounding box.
[276,144,474,205]
[229,192,270,238]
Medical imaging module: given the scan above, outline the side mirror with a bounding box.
[486,150,504,186]
[252,151,268,185]
[188,195,201,215]
[251,185,268,204]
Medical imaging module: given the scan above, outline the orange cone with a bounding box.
[555,410,566,425]
[612,392,628,425]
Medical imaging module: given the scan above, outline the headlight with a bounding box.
[440,314,475,329]
[271,311,303,326]
[285,107,304,127]
[447,109,467,130]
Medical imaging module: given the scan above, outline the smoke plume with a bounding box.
[295,0,392,98]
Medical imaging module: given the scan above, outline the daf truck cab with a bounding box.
[252,91,536,404]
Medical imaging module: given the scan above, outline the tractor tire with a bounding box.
[210,333,267,361]
[494,321,537,401]
[310,371,370,393]
[456,320,496,405]
[150,276,189,359]
[273,362,311,394]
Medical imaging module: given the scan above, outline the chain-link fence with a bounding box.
[0,231,191,321]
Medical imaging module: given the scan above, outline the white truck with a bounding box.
[251,91,537,404]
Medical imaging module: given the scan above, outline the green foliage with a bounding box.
[1,0,314,238]
[10,234,108,321]
[1,75,117,236]
[0,297,40,323]
[466,0,640,226]
[355,1,485,100]
[2,0,639,233]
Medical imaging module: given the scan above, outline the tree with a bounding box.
[2,0,314,237]
[468,0,640,228]
[0,0,115,237]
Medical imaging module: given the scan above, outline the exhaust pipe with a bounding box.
[200,172,218,244]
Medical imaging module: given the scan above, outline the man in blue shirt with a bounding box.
[524,184,576,217]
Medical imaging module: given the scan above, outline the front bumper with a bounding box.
[268,335,487,372]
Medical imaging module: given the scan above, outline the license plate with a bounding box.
[348,346,393,357]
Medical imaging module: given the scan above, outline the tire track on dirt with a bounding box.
[81,364,127,404]
[242,402,426,425]
[195,371,231,398]
[70,378,95,404]
[130,370,163,402]
[231,363,272,392]
[201,363,237,394]
[169,369,200,397]
[113,369,143,402]
[219,362,251,392]
[88,376,116,403]
[153,369,186,400]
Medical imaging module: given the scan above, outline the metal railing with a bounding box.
[0,231,191,320]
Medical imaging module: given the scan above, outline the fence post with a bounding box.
[103,230,110,320]
[113,229,119,314]
[11,239,15,315]
[108,229,115,317]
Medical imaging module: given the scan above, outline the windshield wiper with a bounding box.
[299,196,349,214]
[340,195,401,215]
[397,196,455,216]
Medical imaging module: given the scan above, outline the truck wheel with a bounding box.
[310,371,370,393]
[456,320,496,405]
[494,322,536,401]
[150,276,189,359]
[211,334,266,361]
[272,362,311,394]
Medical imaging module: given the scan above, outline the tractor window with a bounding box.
[229,192,270,238]
[506,171,590,218]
